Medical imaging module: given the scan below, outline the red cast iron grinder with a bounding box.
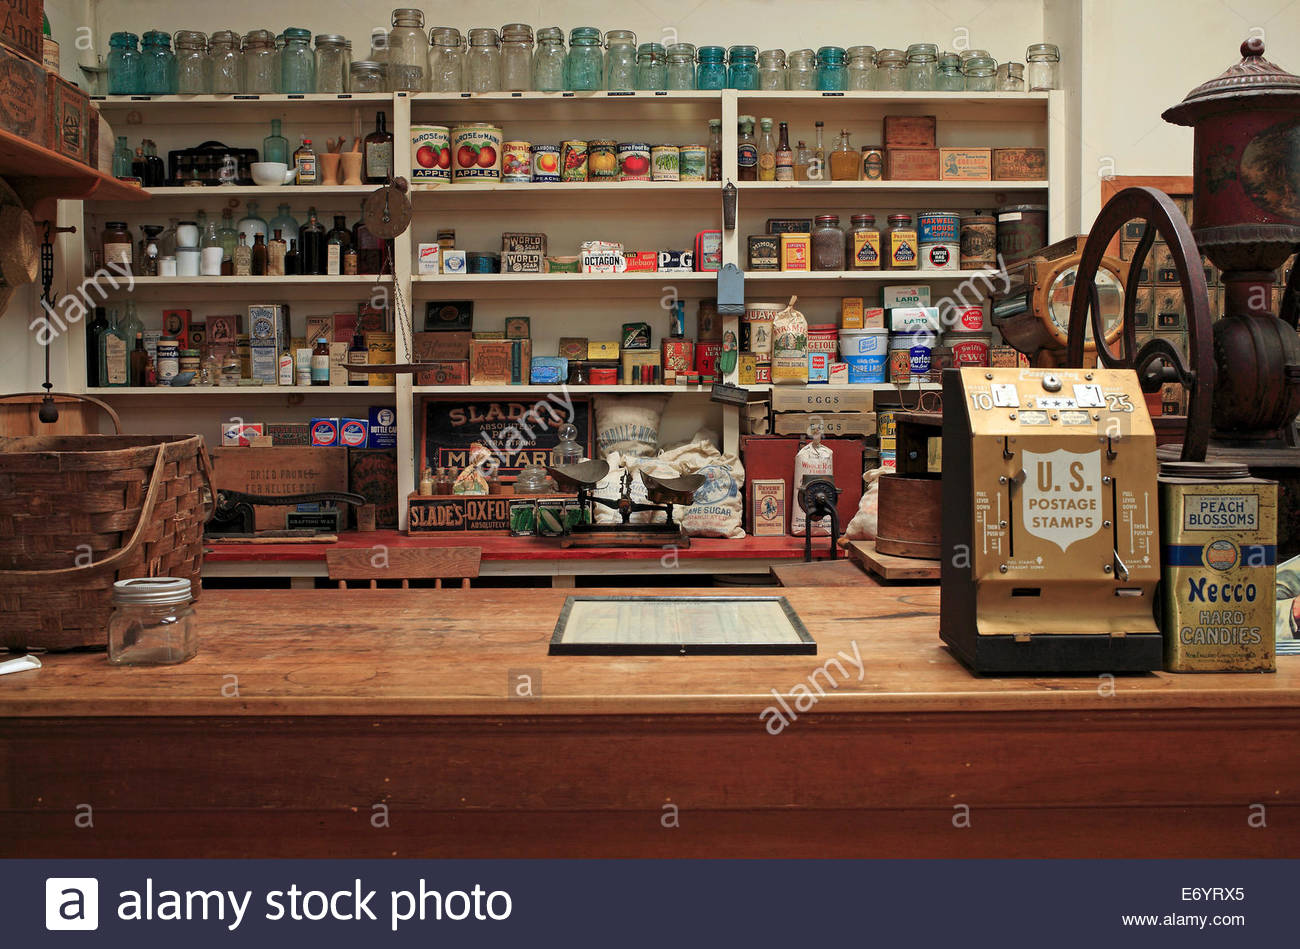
[1066,39,1300,553]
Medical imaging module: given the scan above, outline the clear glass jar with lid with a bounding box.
[905,42,938,90]
[757,48,786,90]
[812,215,845,271]
[963,55,997,91]
[603,29,637,90]
[368,29,388,63]
[174,31,209,95]
[532,27,565,91]
[280,27,315,94]
[847,213,881,270]
[350,60,386,93]
[997,61,1025,91]
[467,27,502,92]
[140,30,177,95]
[108,31,142,95]
[242,29,277,93]
[696,45,726,89]
[1026,43,1060,91]
[960,49,991,67]
[387,9,427,91]
[666,43,696,90]
[935,52,964,91]
[874,48,906,91]
[314,34,349,93]
[565,27,602,90]
[636,42,667,90]
[209,30,241,93]
[787,48,816,90]
[847,46,876,89]
[727,45,759,90]
[107,577,198,666]
[428,27,464,92]
[500,23,534,90]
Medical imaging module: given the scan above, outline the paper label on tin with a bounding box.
[1000,212,1023,222]
[1021,449,1102,551]
[1182,494,1259,532]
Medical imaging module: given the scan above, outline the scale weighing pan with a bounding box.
[643,472,705,506]
[547,460,610,492]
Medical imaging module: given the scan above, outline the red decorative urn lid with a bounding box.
[1163,38,1300,125]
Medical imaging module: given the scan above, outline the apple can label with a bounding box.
[410,126,450,182]
[450,125,503,182]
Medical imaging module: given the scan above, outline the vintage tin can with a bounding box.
[679,144,707,181]
[695,341,723,376]
[560,140,588,182]
[860,147,883,180]
[588,140,618,180]
[530,144,560,182]
[755,363,772,384]
[960,214,997,270]
[737,352,758,386]
[995,204,1048,266]
[948,332,991,367]
[501,141,532,182]
[1159,462,1276,672]
[617,142,652,181]
[450,124,503,182]
[651,144,680,181]
[411,125,451,182]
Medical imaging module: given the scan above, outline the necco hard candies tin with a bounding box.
[617,142,652,181]
[410,125,450,182]
[588,140,618,180]
[450,124,502,182]
[679,144,707,181]
[501,141,532,182]
[560,140,588,182]
[530,144,560,182]
[651,144,680,181]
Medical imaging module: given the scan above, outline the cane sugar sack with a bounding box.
[790,438,834,535]
[594,395,668,458]
[656,435,746,539]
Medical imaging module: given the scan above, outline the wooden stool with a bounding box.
[326,546,481,589]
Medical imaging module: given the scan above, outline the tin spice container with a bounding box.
[960,214,997,269]
[411,125,451,182]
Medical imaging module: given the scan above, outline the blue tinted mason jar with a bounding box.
[696,45,726,89]
[636,42,666,90]
[108,32,142,95]
[666,43,696,90]
[603,30,636,90]
[565,27,602,90]
[280,27,315,94]
[816,46,847,91]
[140,31,176,95]
[727,45,759,90]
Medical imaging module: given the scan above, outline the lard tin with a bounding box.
[560,140,588,182]
[679,144,707,181]
[451,124,503,182]
[617,142,652,181]
[651,144,680,181]
[948,333,990,367]
[411,125,451,182]
[588,140,618,179]
[501,141,532,182]
[1159,462,1276,672]
[530,144,560,182]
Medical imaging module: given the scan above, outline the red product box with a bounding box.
[661,339,694,374]
[739,435,865,534]
[623,251,658,273]
[162,309,191,348]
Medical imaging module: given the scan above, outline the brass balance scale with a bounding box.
[546,460,705,548]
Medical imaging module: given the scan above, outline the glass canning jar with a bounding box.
[997,61,1025,92]
[565,27,602,90]
[935,52,964,91]
[209,30,241,93]
[500,23,534,91]
[816,45,847,91]
[108,31,142,95]
[812,215,845,271]
[532,27,565,91]
[467,27,502,91]
[960,48,991,66]
[387,9,428,91]
[696,45,726,89]
[963,55,996,91]
[428,27,464,92]
[636,42,667,90]
[140,30,176,95]
[847,45,876,89]
[905,42,938,91]
[174,31,209,95]
[787,48,816,90]
[758,48,786,90]
[667,43,696,90]
[242,30,277,93]
[314,34,349,93]
[727,45,759,90]
[1026,43,1060,90]
[107,577,198,666]
[350,60,385,92]
[875,48,906,91]
[280,27,315,94]
[604,30,636,91]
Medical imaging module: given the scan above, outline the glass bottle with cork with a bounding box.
[812,121,826,179]
[86,307,108,387]
[364,112,393,184]
[267,229,287,275]
[775,122,794,181]
[233,233,252,276]
[830,129,857,180]
[99,307,129,387]
[299,208,326,275]
[757,117,776,181]
[129,333,148,387]
[251,234,268,276]
[737,115,758,181]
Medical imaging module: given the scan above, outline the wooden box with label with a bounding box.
[991,147,1047,181]
[885,148,940,181]
[883,115,936,148]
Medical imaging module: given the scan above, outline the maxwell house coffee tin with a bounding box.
[1158,461,1276,672]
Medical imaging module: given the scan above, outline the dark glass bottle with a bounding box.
[347,331,368,386]
[86,307,108,387]
[284,239,300,275]
[251,233,267,275]
[144,139,166,187]
[326,215,352,253]
[363,111,393,184]
[129,333,147,387]
[352,215,386,275]
[298,208,326,276]
[131,146,147,184]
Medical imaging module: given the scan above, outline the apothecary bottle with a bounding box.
[387,9,427,91]
[107,578,198,666]
[636,42,666,90]
[140,30,176,95]
[565,27,601,91]
[963,56,997,91]
[500,23,533,91]
[997,61,1025,92]
[935,52,964,91]
[666,43,696,90]
[847,46,875,89]
[727,45,759,90]
[757,48,786,90]
[280,28,315,94]
[350,60,385,92]
[209,30,241,93]
[468,28,502,92]
[242,30,278,93]
[108,32,142,95]
[263,118,289,165]
[816,46,847,91]
[1026,43,1060,91]
[237,201,268,247]
[428,27,464,92]
[315,34,349,93]
[111,136,132,178]
[603,29,636,91]
[812,215,845,271]
[905,42,938,91]
[786,48,816,90]
[532,27,565,91]
[174,31,209,95]
[696,45,726,90]
[875,48,906,91]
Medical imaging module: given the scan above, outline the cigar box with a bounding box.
[766,217,814,235]
[885,147,940,181]
[558,337,589,361]
[365,331,396,387]
[414,330,472,362]
[883,115,937,148]
[417,360,470,385]
[991,147,1047,181]
[939,147,992,181]
[0,43,46,147]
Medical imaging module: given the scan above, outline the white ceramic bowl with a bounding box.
[250,162,292,186]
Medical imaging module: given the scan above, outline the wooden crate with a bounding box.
[210,446,349,531]
[0,0,44,64]
[0,41,47,146]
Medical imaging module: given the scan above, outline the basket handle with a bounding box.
[0,392,121,434]
[197,441,216,523]
[0,442,166,579]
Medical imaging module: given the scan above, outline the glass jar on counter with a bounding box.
[174,31,209,95]
[696,45,726,89]
[604,29,636,90]
[636,42,666,90]
[242,29,277,93]
[428,27,464,92]
[209,30,241,93]
[140,30,176,95]
[757,48,785,90]
[387,10,427,91]
[998,60,1025,92]
[280,27,315,94]
[467,27,502,92]
[875,48,906,91]
[847,213,881,270]
[787,48,816,90]
[108,577,198,666]
[565,27,602,90]
[500,22,533,91]
[314,34,349,93]
[905,42,938,90]
[935,52,964,91]
[816,46,847,91]
[727,45,759,90]
[847,45,875,89]
[1026,43,1060,91]
[108,31,142,95]
[964,55,997,91]
[350,60,385,92]
[812,215,845,271]
[532,26,565,91]
[667,43,696,90]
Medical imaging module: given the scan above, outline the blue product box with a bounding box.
[339,418,369,449]
[368,406,397,449]
[530,356,569,385]
[310,418,340,447]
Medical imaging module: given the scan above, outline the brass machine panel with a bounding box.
[940,367,1164,673]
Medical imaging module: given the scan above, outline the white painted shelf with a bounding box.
[86,386,396,397]
[735,180,1049,192]
[140,186,376,198]
[744,269,1001,283]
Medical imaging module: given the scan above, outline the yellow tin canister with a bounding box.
[1158,461,1276,672]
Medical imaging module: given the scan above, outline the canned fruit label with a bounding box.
[588,142,618,179]
[411,126,451,181]
[617,144,651,181]
[531,145,560,182]
[561,141,588,182]
[502,142,531,182]
[451,125,503,181]
[852,231,881,267]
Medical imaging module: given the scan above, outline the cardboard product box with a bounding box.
[939,147,992,181]
[470,339,530,385]
[740,399,771,435]
[0,43,46,147]
[883,115,937,148]
[205,314,241,347]
[417,243,441,274]
[45,73,89,165]
[264,422,310,447]
[885,147,940,181]
[889,306,940,332]
[840,297,864,329]
[414,330,472,362]
[249,344,278,384]
[502,232,547,255]
[780,233,811,272]
[502,251,544,273]
[773,411,876,437]
[310,418,340,446]
[504,316,531,339]
[807,352,830,383]
[623,251,658,272]
[162,309,191,348]
[740,435,865,534]
[657,250,693,271]
[221,422,264,447]
[301,313,331,345]
[367,406,397,450]
[771,386,875,413]
[408,496,513,533]
[365,331,395,386]
[329,341,349,387]
[473,331,506,340]
[828,362,848,385]
[357,302,388,333]
[441,250,467,275]
[417,360,470,386]
[881,285,931,308]
[750,479,787,535]
[424,300,473,331]
[991,147,1047,181]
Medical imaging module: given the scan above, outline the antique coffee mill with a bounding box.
[1065,39,1300,555]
